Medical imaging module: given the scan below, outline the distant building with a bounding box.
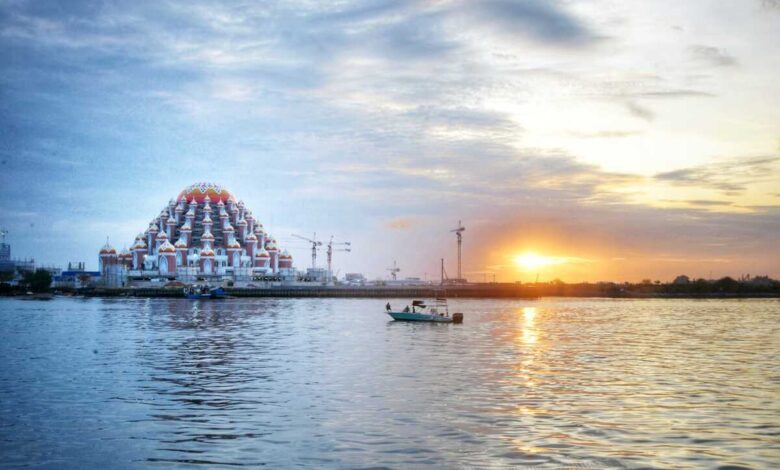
[54,262,100,288]
[99,182,296,286]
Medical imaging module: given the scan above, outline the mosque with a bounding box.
[98,183,294,285]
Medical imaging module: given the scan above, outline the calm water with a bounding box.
[0,297,778,469]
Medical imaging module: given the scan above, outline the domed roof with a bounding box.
[245,232,257,241]
[279,250,292,259]
[201,231,215,240]
[223,224,234,232]
[158,240,176,253]
[175,238,188,248]
[148,223,159,232]
[156,231,168,240]
[255,249,270,258]
[100,241,117,255]
[237,218,247,226]
[179,183,236,204]
[227,240,241,249]
[131,238,147,249]
[200,248,215,257]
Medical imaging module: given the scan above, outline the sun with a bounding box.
[514,253,562,271]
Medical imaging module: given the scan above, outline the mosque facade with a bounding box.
[99,183,294,285]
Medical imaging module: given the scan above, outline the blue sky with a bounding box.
[1,0,778,281]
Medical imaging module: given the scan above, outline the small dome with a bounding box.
[202,213,213,223]
[175,238,188,248]
[156,231,168,240]
[148,223,159,232]
[131,239,147,249]
[100,243,117,255]
[158,240,176,253]
[255,249,270,258]
[181,222,192,231]
[200,248,215,257]
[245,233,257,241]
[227,240,241,249]
[279,250,292,260]
[201,231,215,240]
[237,218,247,226]
[223,225,235,233]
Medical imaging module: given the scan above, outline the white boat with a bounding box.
[385,299,463,323]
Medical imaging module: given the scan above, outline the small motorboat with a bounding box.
[184,285,227,300]
[386,299,463,323]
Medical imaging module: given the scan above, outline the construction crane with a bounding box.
[387,260,400,281]
[291,233,322,269]
[451,220,465,280]
[326,236,351,283]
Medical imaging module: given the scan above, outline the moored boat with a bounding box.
[385,299,463,323]
[184,285,227,300]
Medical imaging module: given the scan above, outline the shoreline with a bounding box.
[3,285,778,299]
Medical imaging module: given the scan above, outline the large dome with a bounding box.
[178,182,237,204]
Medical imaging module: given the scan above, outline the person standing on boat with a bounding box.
[386,302,391,312]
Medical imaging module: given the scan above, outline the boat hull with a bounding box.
[387,311,453,323]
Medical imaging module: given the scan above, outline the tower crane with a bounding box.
[326,236,351,283]
[291,233,322,269]
[387,260,400,281]
[451,220,465,281]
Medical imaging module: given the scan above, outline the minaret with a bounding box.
[201,229,214,251]
[254,223,266,249]
[199,247,215,274]
[175,197,186,223]
[166,216,177,241]
[223,224,236,248]
[227,238,242,267]
[180,220,192,246]
[246,212,254,235]
[157,240,176,275]
[266,237,279,273]
[279,250,293,270]
[245,232,258,259]
[237,217,247,241]
[202,212,213,236]
[254,247,270,270]
[217,200,229,229]
[99,240,117,273]
[174,236,188,267]
[147,222,159,256]
[229,201,239,225]
[159,210,170,240]
[131,233,147,270]
[155,230,168,254]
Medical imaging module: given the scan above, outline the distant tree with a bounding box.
[0,271,13,283]
[714,276,739,293]
[23,269,52,293]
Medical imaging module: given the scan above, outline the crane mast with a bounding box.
[291,233,322,269]
[450,220,465,281]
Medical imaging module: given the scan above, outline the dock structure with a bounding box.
[74,284,540,299]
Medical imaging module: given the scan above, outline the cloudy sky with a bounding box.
[1,0,779,282]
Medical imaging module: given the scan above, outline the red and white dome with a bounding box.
[177,183,233,204]
[158,240,176,253]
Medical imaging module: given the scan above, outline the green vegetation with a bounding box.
[22,269,53,293]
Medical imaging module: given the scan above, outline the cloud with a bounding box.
[625,101,655,121]
[690,45,738,67]
[463,0,595,45]
[655,156,780,194]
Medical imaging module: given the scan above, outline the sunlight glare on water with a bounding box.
[0,297,778,469]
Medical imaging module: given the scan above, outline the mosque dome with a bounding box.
[178,182,237,205]
[158,240,176,253]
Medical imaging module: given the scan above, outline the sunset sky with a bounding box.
[1,0,779,282]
